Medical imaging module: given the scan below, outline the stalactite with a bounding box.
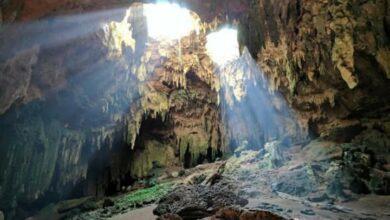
[101,8,136,59]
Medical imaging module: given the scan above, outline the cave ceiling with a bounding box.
[1,0,249,23]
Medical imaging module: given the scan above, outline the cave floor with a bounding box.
[108,155,390,220]
[245,194,390,220]
[34,141,390,220]
[34,165,390,220]
[110,195,390,220]
[220,142,390,220]
[107,141,390,220]
[108,181,390,220]
[110,205,157,220]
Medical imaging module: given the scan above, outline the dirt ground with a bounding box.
[110,205,157,220]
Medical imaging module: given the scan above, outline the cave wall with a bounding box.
[0,9,138,218]
[127,29,225,178]
[241,0,390,139]
[0,4,224,218]
[130,70,223,178]
[218,48,303,149]
[239,0,390,197]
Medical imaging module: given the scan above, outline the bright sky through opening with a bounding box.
[206,28,240,66]
[144,3,198,41]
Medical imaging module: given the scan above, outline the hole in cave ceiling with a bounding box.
[143,3,200,41]
[206,28,240,66]
[141,2,240,68]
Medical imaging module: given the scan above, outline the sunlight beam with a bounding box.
[144,3,199,41]
[206,28,240,66]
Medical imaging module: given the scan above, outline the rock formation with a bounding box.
[241,0,390,139]
[0,3,224,218]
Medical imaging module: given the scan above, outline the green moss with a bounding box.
[77,183,173,219]
[116,183,172,207]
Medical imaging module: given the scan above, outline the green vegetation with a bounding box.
[116,183,173,208]
[74,183,173,219]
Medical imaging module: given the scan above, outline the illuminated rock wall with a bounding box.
[241,0,390,140]
[0,5,224,218]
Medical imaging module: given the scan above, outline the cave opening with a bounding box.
[183,143,192,169]
[135,113,173,146]
[130,113,175,179]
[143,2,199,41]
[206,28,240,66]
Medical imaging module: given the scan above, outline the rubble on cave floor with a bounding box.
[31,162,226,220]
[33,139,390,220]
[151,138,390,220]
[221,139,390,220]
[153,178,248,219]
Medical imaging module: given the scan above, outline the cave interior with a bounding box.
[0,0,389,219]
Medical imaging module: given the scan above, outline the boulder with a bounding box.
[369,169,390,195]
[263,141,286,168]
[271,164,318,197]
[154,178,248,219]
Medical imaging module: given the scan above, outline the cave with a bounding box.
[0,0,389,220]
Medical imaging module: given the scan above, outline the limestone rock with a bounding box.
[0,46,39,114]
[263,141,285,168]
[154,178,248,219]
[376,48,390,79]
[271,164,318,197]
[245,0,390,139]
[0,4,225,218]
